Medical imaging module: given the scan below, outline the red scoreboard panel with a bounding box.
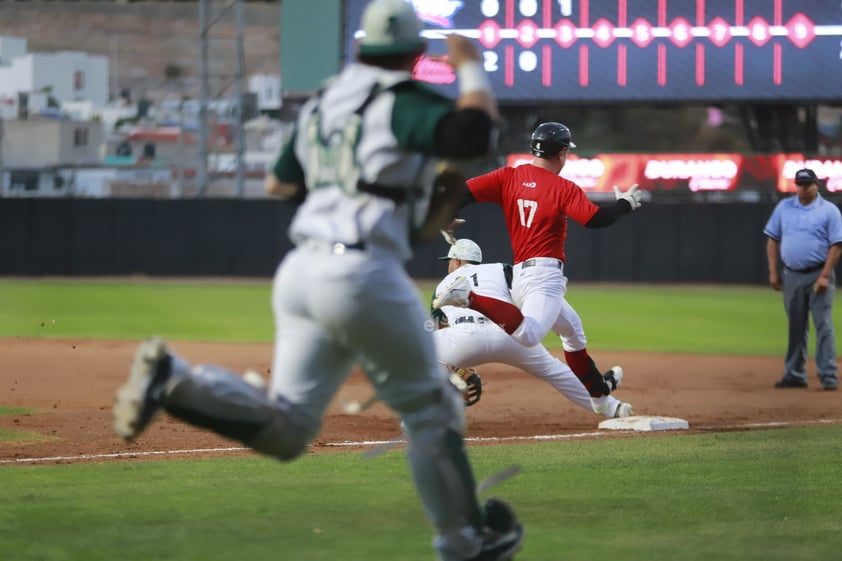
[345,0,842,103]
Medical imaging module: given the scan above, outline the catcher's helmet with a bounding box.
[358,0,426,57]
[530,122,576,158]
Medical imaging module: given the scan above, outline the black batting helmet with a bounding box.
[530,122,576,158]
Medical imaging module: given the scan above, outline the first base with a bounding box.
[598,415,689,432]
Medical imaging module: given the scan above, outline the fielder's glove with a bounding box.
[415,165,469,243]
[449,367,483,407]
[613,183,642,210]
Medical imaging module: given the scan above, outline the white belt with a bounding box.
[300,239,367,254]
[517,257,564,271]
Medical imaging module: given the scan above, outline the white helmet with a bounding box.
[358,0,426,56]
[438,239,483,263]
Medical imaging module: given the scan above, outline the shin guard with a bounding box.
[400,384,484,560]
[163,364,312,461]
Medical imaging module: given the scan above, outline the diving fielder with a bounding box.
[433,239,633,419]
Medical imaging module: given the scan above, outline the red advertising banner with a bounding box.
[775,155,842,193]
[506,153,842,199]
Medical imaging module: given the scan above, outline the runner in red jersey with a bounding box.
[468,160,597,265]
[434,122,642,398]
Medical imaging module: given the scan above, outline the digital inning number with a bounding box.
[517,198,537,227]
[711,22,728,43]
[482,24,496,45]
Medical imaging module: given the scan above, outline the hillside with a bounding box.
[0,1,281,103]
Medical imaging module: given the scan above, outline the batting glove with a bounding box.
[613,184,642,210]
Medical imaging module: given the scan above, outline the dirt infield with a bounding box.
[1,338,839,464]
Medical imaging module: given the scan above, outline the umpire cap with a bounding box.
[795,168,819,185]
[439,239,483,263]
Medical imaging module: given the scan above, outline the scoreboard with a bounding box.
[345,0,842,104]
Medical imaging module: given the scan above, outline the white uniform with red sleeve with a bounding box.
[432,262,625,418]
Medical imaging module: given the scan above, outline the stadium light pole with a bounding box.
[198,0,209,196]
[234,0,245,197]
[198,0,246,197]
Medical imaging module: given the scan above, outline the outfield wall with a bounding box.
[0,199,829,284]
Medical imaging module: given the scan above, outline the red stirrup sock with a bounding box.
[563,350,609,397]
[468,293,524,335]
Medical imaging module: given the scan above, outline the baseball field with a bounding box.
[1,279,841,560]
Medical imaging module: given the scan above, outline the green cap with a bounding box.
[358,0,426,56]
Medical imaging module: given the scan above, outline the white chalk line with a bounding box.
[0,446,247,465]
[2,418,840,465]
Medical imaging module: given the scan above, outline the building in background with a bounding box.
[0,36,108,107]
[248,73,282,114]
[0,36,26,66]
[2,118,103,168]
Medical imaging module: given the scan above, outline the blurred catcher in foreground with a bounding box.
[113,1,523,560]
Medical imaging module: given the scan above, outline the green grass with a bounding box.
[0,428,54,444]
[0,406,49,443]
[1,278,835,355]
[0,279,272,342]
[555,284,800,354]
[0,406,35,417]
[1,426,840,561]
[1,279,841,559]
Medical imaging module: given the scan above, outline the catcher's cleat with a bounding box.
[603,365,623,393]
[433,275,472,309]
[113,337,172,441]
[242,370,268,391]
[466,498,524,561]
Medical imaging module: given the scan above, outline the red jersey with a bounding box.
[467,164,598,264]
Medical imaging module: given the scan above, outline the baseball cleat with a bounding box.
[614,402,634,418]
[774,377,807,388]
[604,365,623,392]
[432,275,471,309]
[242,370,267,391]
[113,337,172,441]
[591,395,613,416]
[468,525,524,561]
[467,498,524,561]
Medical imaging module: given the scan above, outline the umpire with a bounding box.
[764,168,842,391]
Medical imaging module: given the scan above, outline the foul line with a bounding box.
[2,418,840,465]
[0,447,247,465]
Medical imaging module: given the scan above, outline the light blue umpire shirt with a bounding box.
[763,194,842,270]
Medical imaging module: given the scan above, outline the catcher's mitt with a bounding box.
[448,367,483,407]
[414,163,470,243]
